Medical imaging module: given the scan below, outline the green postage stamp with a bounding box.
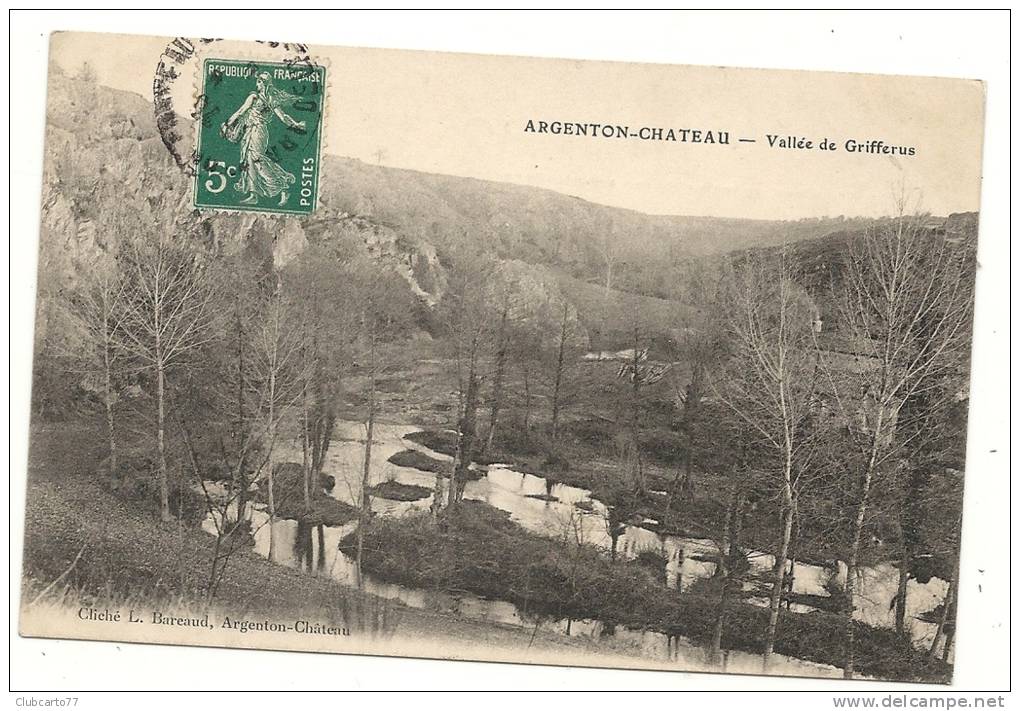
[194,58,326,215]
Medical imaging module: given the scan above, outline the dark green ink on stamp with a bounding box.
[194,58,325,215]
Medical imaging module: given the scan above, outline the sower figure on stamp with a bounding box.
[221,72,306,206]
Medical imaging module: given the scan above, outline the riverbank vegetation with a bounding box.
[21,424,388,632]
[28,71,974,680]
[343,501,951,682]
[27,208,972,679]
[26,424,675,660]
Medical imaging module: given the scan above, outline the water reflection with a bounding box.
[215,421,947,657]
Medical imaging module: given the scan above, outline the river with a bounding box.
[203,420,949,674]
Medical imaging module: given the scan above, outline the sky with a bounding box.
[49,31,985,220]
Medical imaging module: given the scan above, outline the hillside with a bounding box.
[37,69,971,353]
[766,213,979,333]
[316,156,887,297]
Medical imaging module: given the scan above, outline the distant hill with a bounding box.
[733,212,980,338]
[46,69,893,269]
[38,70,975,354]
[317,155,890,299]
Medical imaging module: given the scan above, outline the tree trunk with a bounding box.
[608,506,622,563]
[629,329,645,495]
[844,456,877,679]
[104,392,117,483]
[266,275,283,561]
[357,411,374,588]
[762,483,793,670]
[316,524,325,571]
[301,380,311,512]
[102,319,118,482]
[235,309,248,527]
[522,365,531,432]
[664,368,701,534]
[310,391,337,482]
[357,330,376,589]
[710,488,744,665]
[551,302,568,445]
[267,376,277,562]
[156,365,171,522]
[448,368,479,510]
[663,445,692,535]
[430,467,445,520]
[676,546,685,593]
[295,520,312,572]
[485,299,510,454]
[929,575,956,660]
[895,554,910,636]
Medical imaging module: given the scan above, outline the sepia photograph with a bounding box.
[8,11,1009,700]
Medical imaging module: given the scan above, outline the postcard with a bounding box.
[19,31,985,683]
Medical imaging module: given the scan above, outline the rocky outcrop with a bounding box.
[36,73,453,317]
[356,216,447,305]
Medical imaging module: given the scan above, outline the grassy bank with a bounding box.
[19,422,696,663]
[368,480,432,502]
[22,423,374,623]
[403,425,726,536]
[345,501,951,683]
[257,463,360,526]
[404,422,852,565]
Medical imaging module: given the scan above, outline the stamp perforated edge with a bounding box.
[191,56,328,216]
[153,37,335,219]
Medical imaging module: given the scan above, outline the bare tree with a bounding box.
[448,331,483,511]
[550,300,571,445]
[710,250,819,670]
[626,326,648,496]
[708,482,746,665]
[664,320,725,533]
[67,260,126,482]
[437,254,498,513]
[547,298,586,448]
[889,380,967,637]
[596,216,620,296]
[511,321,544,435]
[284,249,360,514]
[355,321,377,588]
[171,397,277,601]
[213,256,264,532]
[483,282,514,455]
[116,229,217,522]
[822,212,974,678]
[352,291,408,585]
[252,272,304,560]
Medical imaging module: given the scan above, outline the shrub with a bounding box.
[543,451,571,471]
[256,462,358,526]
[387,449,449,474]
[568,417,613,448]
[348,501,952,683]
[639,429,685,467]
[368,481,431,502]
[106,453,205,525]
[403,430,458,457]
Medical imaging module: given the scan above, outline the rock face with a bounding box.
[272,219,309,269]
[491,260,589,351]
[945,212,979,242]
[34,70,452,348]
[38,71,975,353]
[350,215,447,305]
